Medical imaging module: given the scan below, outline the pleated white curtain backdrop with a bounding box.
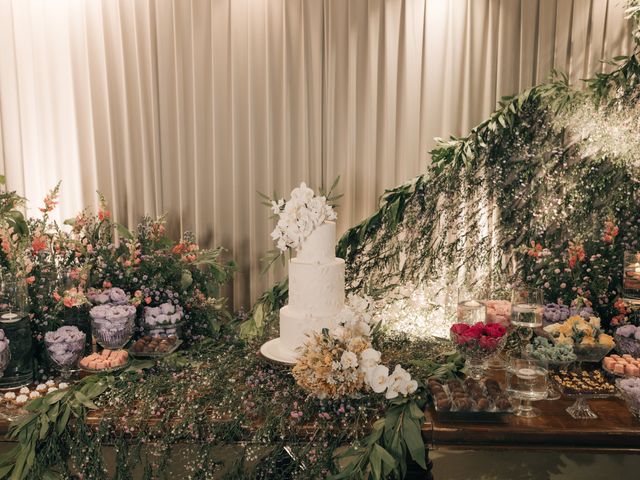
[0,0,634,308]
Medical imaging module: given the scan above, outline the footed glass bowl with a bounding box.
[91,316,135,350]
[450,331,507,380]
[574,344,614,363]
[45,334,85,378]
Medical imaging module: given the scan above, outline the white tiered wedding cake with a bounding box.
[260,182,344,364]
[279,221,344,358]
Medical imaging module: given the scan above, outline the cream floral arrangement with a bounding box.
[269,182,337,252]
[543,315,615,349]
[293,294,417,400]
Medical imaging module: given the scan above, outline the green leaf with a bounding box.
[0,465,12,478]
[57,405,71,435]
[38,416,50,440]
[74,390,98,410]
[116,223,134,239]
[45,390,68,405]
[370,445,382,480]
[402,415,427,470]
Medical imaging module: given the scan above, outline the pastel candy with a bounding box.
[625,364,640,376]
[614,363,626,374]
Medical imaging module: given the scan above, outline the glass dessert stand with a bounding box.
[558,346,615,420]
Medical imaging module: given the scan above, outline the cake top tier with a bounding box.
[270,182,337,253]
[296,221,337,263]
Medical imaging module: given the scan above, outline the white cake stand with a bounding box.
[260,338,298,365]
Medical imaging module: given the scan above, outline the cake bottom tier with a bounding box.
[279,305,341,355]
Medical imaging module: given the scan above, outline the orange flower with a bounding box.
[63,297,74,308]
[98,209,111,221]
[53,291,61,302]
[31,235,47,254]
[26,276,36,285]
[103,281,112,288]
[602,220,619,243]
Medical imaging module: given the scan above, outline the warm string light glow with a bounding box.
[378,282,458,339]
[556,88,640,169]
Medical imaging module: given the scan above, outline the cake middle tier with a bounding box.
[288,257,345,316]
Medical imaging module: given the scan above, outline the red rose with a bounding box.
[450,323,470,336]
[466,322,485,339]
[479,335,498,350]
[484,323,506,338]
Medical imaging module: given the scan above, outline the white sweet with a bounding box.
[15,394,28,405]
[48,387,58,393]
[45,380,56,387]
[36,384,48,393]
[19,387,29,395]
[58,382,69,390]
[29,391,40,399]
[4,392,15,400]
[278,221,345,356]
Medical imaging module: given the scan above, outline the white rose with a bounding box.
[367,365,390,393]
[353,321,371,337]
[360,348,381,369]
[589,316,601,329]
[340,351,359,370]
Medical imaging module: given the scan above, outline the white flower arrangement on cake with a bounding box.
[269,182,337,252]
[293,294,417,400]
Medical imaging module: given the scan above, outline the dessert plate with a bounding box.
[260,338,297,365]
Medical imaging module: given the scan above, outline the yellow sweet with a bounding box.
[597,333,614,347]
[580,336,596,346]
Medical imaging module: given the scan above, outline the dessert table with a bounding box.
[421,391,640,480]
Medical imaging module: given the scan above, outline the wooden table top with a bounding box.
[422,394,640,453]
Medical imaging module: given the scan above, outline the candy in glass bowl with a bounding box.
[142,302,184,338]
[613,324,640,357]
[450,322,508,380]
[44,326,85,378]
[543,315,614,362]
[89,304,136,349]
[617,377,640,418]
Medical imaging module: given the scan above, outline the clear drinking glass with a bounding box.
[511,287,543,353]
[457,294,487,325]
[506,357,548,417]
